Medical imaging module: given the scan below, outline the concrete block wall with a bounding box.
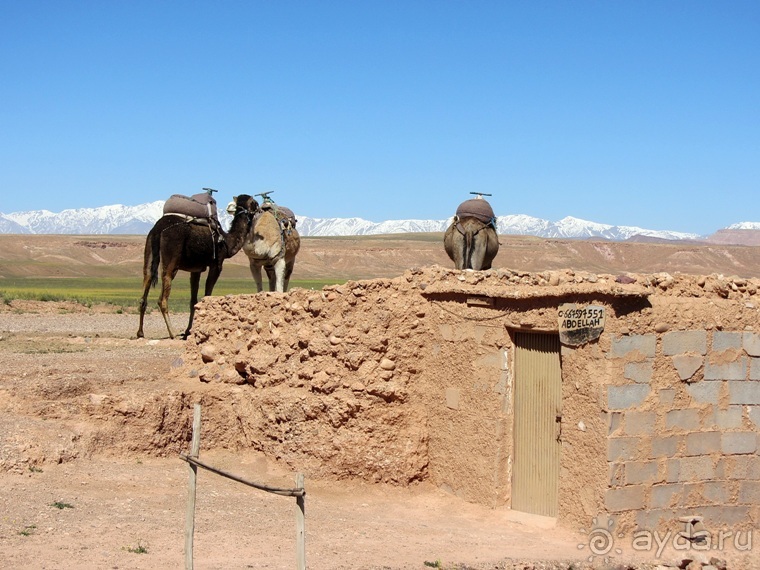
[605,330,760,532]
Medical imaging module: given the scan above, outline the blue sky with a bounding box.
[1,1,758,235]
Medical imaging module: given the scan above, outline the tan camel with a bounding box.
[444,194,499,270]
[136,194,258,339]
[241,193,301,292]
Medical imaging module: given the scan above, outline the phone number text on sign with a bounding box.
[558,304,605,346]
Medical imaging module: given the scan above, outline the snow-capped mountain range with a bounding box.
[0,201,753,241]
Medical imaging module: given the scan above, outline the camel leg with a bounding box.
[136,271,152,338]
[283,258,295,292]
[158,267,178,339]
[183,271,202,339]
[248,258,264,292]
[263,259,284,292]
[264,264,277,292]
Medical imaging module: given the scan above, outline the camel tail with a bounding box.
[463,230,474,270]
[144,231,161,289]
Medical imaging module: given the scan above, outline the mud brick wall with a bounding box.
[605,330,760,533]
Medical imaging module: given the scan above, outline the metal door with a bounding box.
[511,331,562,517]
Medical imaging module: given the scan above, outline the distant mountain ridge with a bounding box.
[0,201,753,242]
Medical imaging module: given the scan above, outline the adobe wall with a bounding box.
[177,266,760,531]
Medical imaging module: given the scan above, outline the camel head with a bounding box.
[226,195,259,217]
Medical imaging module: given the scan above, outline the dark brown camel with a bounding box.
[136,194,259,339]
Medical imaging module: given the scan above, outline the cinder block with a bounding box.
[685,431,721,456]
[605,486,646,512]
[713,331,742,351]
[694,505,751,528]
[727,456,760,480]
[610,334,656,358]
[608,384,650,410]
[705,357,747,381]
[608,437,640,461]
[751,358,760,380]
[624,360,654,384]
[721,432,758,455]
[728,381,760,405]
[625,411,656,436]
[749,406,760,428]
[650,435,682,459]
[666,458,681,483]
[686,381,721,405]
[743,332,760,357]
[609,463,624,486]
[708,406,744,429]
[670,456,716,482]
[625,460,659,485]
[702,481,731,504]
[659,388,676,406]
[738,481,760,505]
[635,508,673,531]
[650,484,682,509]
[666,409,701,431]
[608,411,623,435]
[663,331,707,356]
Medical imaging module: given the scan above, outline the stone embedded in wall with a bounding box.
[671,354,704,382]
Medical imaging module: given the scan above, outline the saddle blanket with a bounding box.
[455,198,495,225]
[163,193,218,220]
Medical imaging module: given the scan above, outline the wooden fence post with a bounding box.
[185,404,202,570]
[295,472,305,570]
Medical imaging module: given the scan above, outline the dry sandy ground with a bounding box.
[0,302,749,570]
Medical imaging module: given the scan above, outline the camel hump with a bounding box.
[455,198,495,225]
[163,193,218,220]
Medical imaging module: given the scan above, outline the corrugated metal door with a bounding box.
[512,332,562,517]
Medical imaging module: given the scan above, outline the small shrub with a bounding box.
[18,525,36,536]
[125,540,148,554]
[51,501,74,510]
